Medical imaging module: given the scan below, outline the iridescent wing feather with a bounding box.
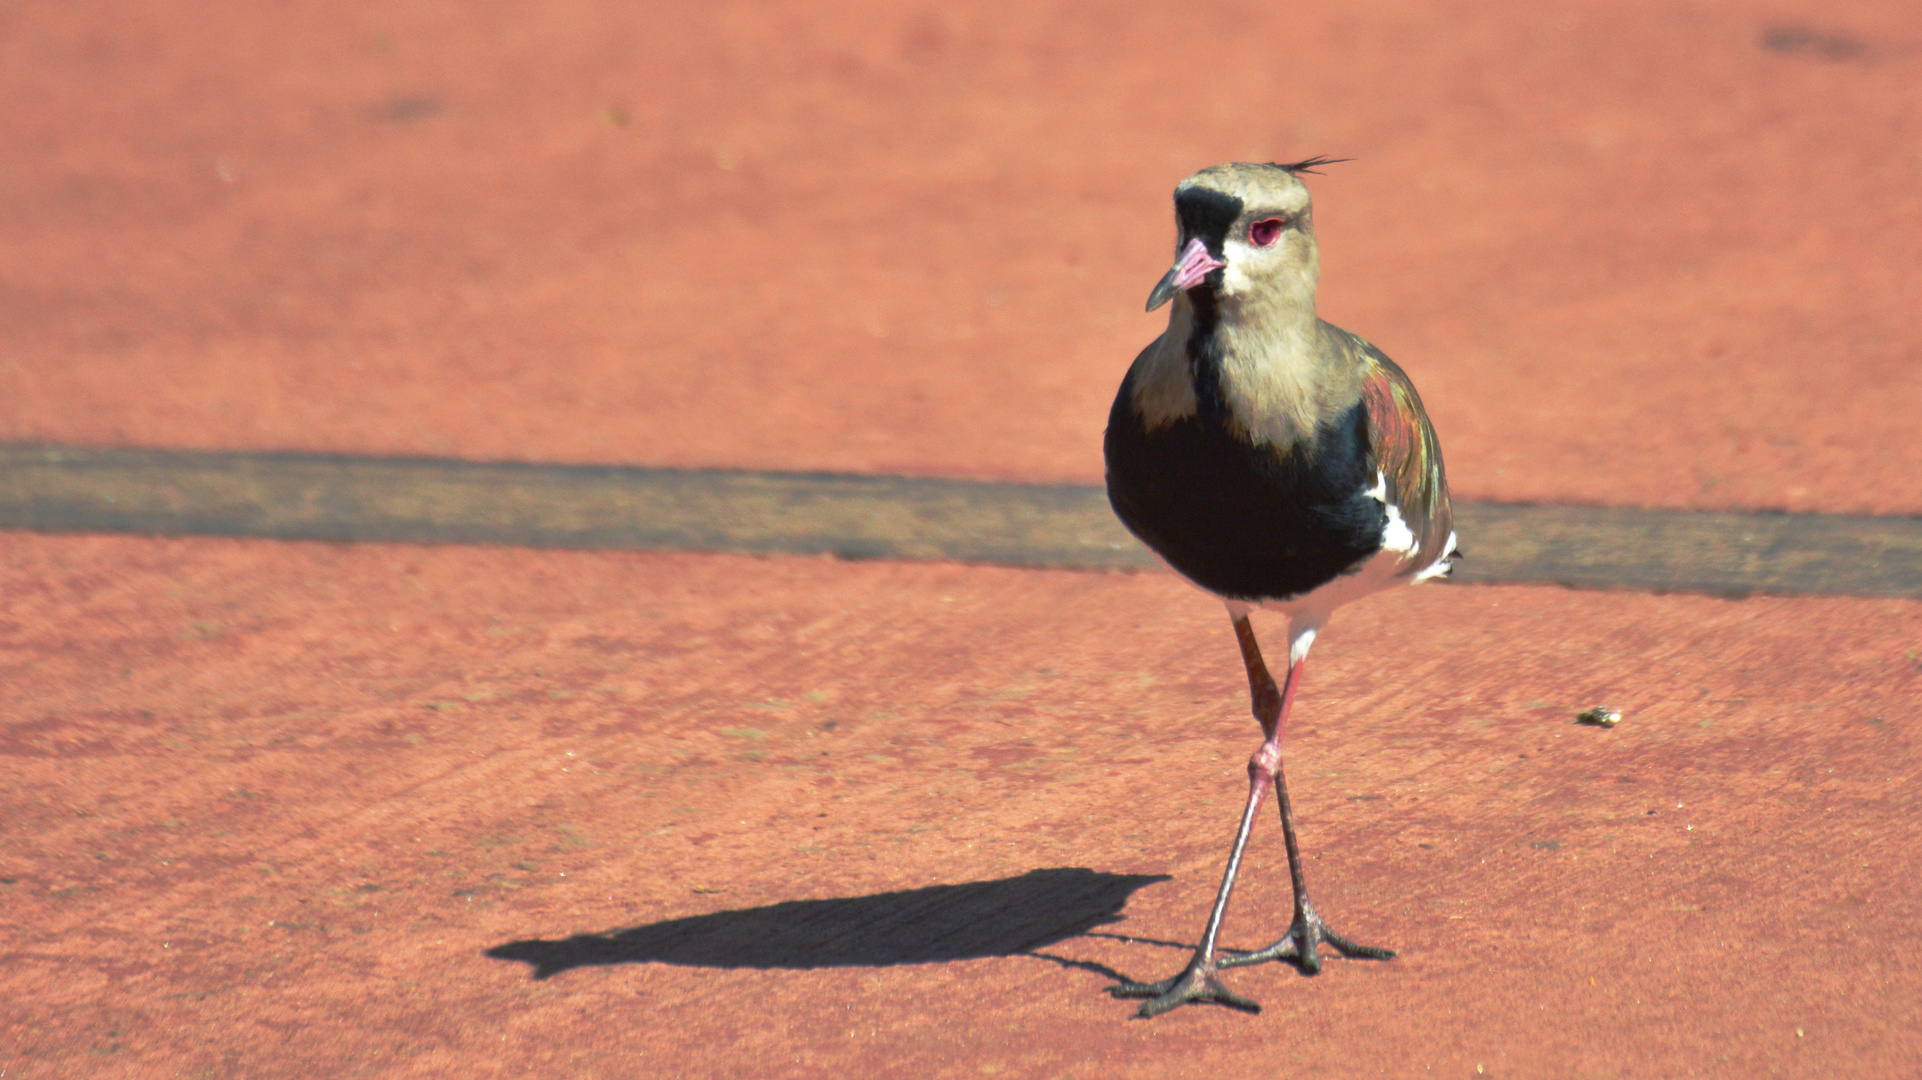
[1355,342,1454,576]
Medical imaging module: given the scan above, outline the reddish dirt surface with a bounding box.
[2,535,1918,1077]
[2,0,1920,513]
[6,2,1922,1078]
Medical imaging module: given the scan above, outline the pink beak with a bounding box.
[1146,237,1227,311]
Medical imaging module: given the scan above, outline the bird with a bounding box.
[1102,160,1457,1017]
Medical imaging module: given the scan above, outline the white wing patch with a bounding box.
[1366,471,1416,554]
[1413,529,1459,583]
[1239,474,1455,631]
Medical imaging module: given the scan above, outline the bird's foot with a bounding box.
[1218,899,1395,974]
[1109,959,1261,1018]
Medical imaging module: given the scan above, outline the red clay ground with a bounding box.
[2,537,1918,1078]
[2,0,1920,513]
[5,1,1922,1077]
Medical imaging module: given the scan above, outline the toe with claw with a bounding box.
[1110,961,1261,1017]
[1219,899,1395,974]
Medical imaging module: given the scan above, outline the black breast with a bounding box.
[1103,373,1387,603]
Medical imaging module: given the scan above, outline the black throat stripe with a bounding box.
[1171,186,1243,424]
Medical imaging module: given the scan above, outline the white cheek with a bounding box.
[1220,240,1256,292]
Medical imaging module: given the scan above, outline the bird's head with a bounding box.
[1145,159,1341,316]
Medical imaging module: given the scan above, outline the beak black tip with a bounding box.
[1145,270,1179,313]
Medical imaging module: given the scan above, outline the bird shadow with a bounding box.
[485,866,1172,982]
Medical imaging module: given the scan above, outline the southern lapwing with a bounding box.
[1103,160,1457,1017]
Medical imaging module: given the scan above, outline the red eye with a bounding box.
[1249,217,1286,247]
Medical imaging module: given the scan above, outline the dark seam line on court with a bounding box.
[0,444,1917,599]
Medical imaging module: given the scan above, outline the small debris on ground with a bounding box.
[1576,706,1621,727]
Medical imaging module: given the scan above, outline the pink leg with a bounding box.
[1220,620,1395,973]
[1109,615,1309,1017]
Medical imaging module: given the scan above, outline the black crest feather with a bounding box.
[1269,156,1351,175]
